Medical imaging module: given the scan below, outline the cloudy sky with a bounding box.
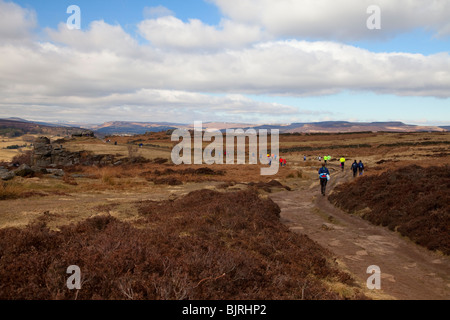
[0,0,449,125]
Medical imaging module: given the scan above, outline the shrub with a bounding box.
[153,177,183,186]
[0,190,362,300]
[11,150,32,166]
[6,145,21,149]
[0,182,23,200]
[329,165,450,254]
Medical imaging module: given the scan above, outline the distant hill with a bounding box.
[1,118,447,137]
[3,117,75,128]
[0,119,91,138]
[91,121,182,135]
[246,121,446,134]
[90,120,448,135]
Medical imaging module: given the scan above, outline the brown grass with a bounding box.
[0,182,25,200]
[0,136,34,162]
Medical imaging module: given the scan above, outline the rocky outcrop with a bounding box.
[2,137,117,180]
[32,136,118,169]
[51,145,82,167]
[71,130,95,138]
[32,137,82,167]
[32,137,53,167]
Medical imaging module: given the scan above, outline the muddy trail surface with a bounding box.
[270,165,450,300]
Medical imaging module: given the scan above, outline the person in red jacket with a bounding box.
[283,158,287,167]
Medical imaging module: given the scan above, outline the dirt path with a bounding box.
[270,165,450,300]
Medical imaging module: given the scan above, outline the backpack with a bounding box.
[319,173,330,181]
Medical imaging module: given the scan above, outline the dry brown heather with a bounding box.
[329,165,450,255]
[0,189,366,300]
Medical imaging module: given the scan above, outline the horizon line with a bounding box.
[1,117,450,128]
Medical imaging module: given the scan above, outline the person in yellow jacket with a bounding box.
[339,157,346,171]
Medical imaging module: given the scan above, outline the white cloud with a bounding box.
[0,0,36,43]
[1,34,449,104]
[138,16,265,50]
[46,21,140,55]
[143,5,174,19]
[0,89,304,123]
[211,0,450,40]
[0,1,449,124]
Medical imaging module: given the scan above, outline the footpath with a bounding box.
[270,166,449,300]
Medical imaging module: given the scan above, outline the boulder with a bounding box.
[14,164,35,177]
[31,166,48,174]
[46,168,65,177]
[0,168,15,181]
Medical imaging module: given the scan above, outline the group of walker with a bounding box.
[267,154,287,167]
[318,156,365,196]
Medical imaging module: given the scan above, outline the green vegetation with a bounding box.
[4,144,27,150]
[0,128,27,137]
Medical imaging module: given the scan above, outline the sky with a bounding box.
[0,0,449,126]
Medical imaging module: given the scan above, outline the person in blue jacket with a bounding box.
[318,164,330,196]
[351,160,358,177]
[358,160,364,176]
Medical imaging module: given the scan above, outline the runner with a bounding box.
[318,164,330,196]
[351,160,358,178]
[358,160,365,176]
[339,157,346,172]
